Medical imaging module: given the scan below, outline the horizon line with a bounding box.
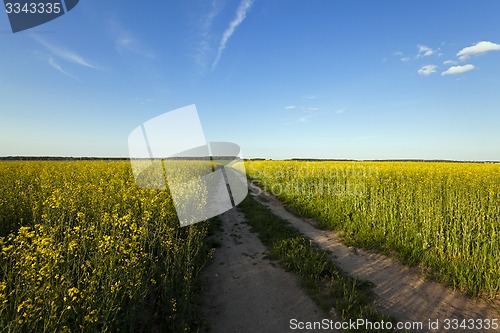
[0,156,499,163]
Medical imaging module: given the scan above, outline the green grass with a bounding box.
[238,196,399,333]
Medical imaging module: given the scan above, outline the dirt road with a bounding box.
[201,207,340,333]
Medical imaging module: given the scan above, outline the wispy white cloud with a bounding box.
[441,64,475,76]
[285,101,345,124]
[394,44,437,63]
[108,19,155,59]
[302,95,317,101]
[134,97,154,105]
[393,51,411,62]
[417,44,434,57]
[297,113,316,123]
[418,64,438,76]
[443,60,458,65]
[32,35,97,69]
[192,0,222,71]
[116,35,155,59]
[285,113,318,125]
[211,0,254,71]
[284,101,322,124]
[457,41,500,61]
[47,56,80,81]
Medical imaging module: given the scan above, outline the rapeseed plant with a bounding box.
[246,160,500,298]
[0,161,211,331]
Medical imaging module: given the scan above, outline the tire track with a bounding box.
[250,184,500,333]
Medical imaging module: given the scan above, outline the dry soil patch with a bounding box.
[202,207,340,333]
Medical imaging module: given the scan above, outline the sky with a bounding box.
[1,0,500,160]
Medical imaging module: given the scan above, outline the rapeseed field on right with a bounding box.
[245,160,500,298]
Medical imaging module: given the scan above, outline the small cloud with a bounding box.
[441,64,476,76]
[457,41,500,61]
[134,97,154,105]
[284,112,317,125]
[47,56,80,81]
[191,0,222,72]
[393,51,411,62]
[297,114,316,123]
[212,0,254,71]
[284,102,322,124]
[335,108,347,114]
[418,65,438,76]
[116,34,155,59]
[443,60,458,65]
[417,44,434,57]
[108,19,155,59]
[302,95,317,101]
[32,35,97,69]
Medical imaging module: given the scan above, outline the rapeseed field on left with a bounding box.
[0,160,210,332]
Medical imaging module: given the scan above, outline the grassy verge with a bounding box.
[238,196,401,333]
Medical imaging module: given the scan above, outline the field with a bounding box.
[244,160,500,298]
[2,159,499,331]
[0,161,210,332]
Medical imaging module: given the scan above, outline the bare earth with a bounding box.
[249,184,500,333]
[201,206,341,333]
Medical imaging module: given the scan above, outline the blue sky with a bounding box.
[1,1,500,160]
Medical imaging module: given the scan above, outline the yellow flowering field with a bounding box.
[0,160,210,332]
[245,160,500,298]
